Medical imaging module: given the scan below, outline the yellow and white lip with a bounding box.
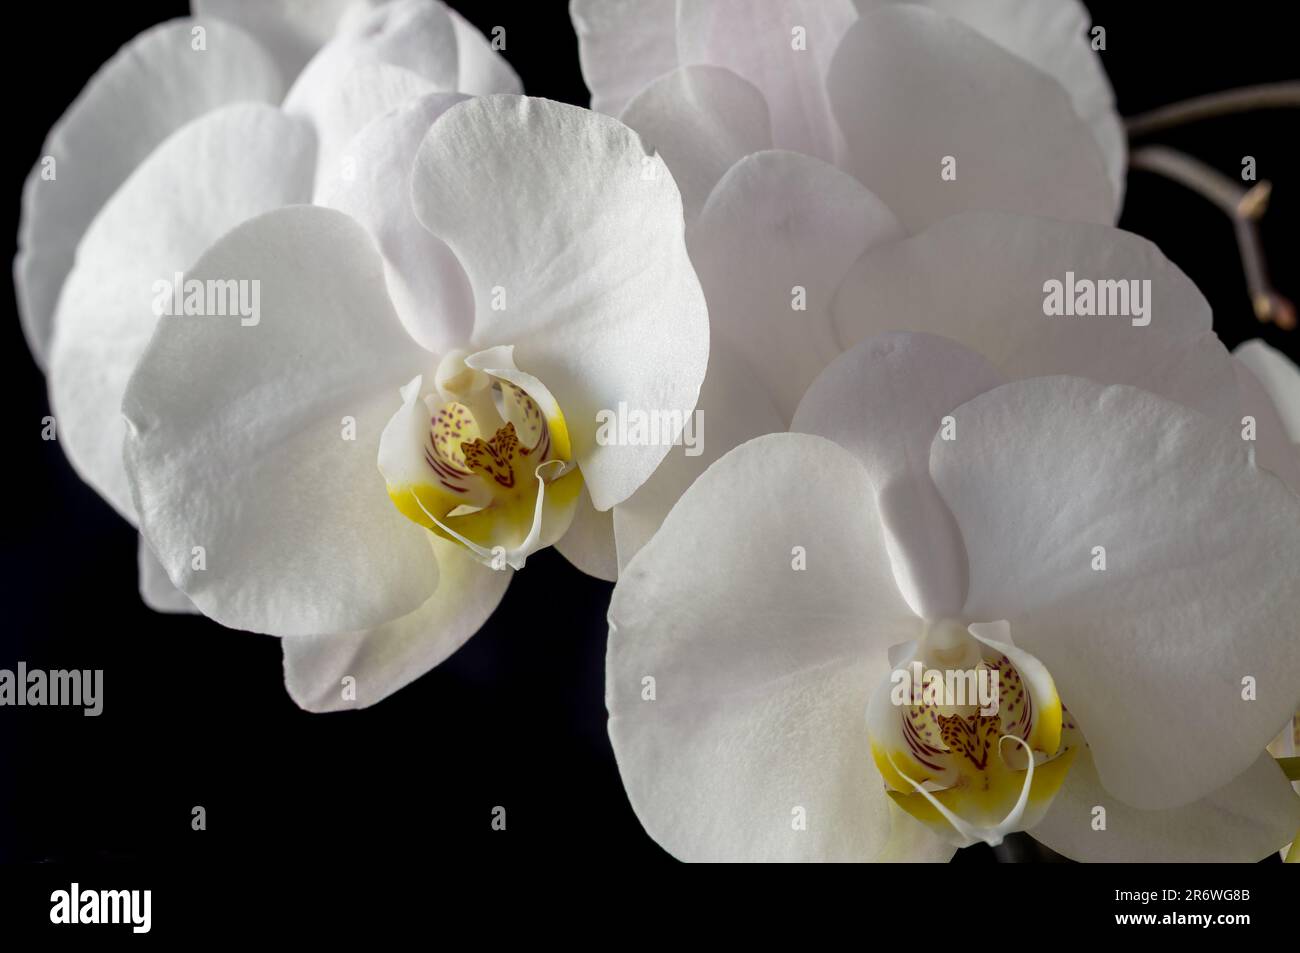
[378,347,584,570]
[867,619,1077,848]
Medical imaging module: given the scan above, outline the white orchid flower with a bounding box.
[572,0,1125,225]
[17,0,519,611]
[569,1,1147,569]
[612,197,1300,571]
[608,325,1300,862]
[121,95,708,711]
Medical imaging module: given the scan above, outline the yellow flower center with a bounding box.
[869,619,1078,847]
[379,349,584,570]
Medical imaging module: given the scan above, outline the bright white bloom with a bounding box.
[572,0,1126,223]
[122,95,707,711]
[580,25,1300,850]
[16,0,520,611]
[608,326,1300,862]
[610,193,1300,573]
[570,0,1149,567]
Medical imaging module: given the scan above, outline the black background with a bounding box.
[2,1,1297,866]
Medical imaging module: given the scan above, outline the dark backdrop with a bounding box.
[3,1,1297,864]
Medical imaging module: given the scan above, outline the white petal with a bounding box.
[292,61,439,192]
[193,0,358,84]
[875,802,959,863]
[283,0,477,185]
[793,333,1002,490]
[1032,748,1300,862]
[856,0,1125,205]
[833,211,1239,424]
[612,343,784,570]
[931,376,1300,809]
[317,91,474,354]
[16,17,283,367]
[828,5,1114,232]
[676,0,858,163]
[619,65,772,224]
[446,7,522,95]
[123,206,436,637]
[137,535,197,614]
[412,96,709,511]
[792,332,1004,620]
[689,149,902,421]
[555,486,618,582]
[1235,339,1300,442]
[283,535,512,712]
[570,0,679,116]
[1232,354,1300,495]
[609,433,919,861]
[285,0,458,101]
[48,104,314,520]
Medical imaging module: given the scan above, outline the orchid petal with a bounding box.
[137,535,198,615]
[609,432,919,860]
[828,5,1114,232]
[290,61,439,190]
[1033,747,1300,862]
[792,332,1003,620]
[833,211,1239,424]
[48,104,313,520]
[1235,339,1300,442]
[571,0,679,117]
[446,7,522,95]
[282,535,512,712]
[555,487,618,582]
[124,206,436,636]
[1232,354,1300,494]
[192,0,358,84]
[16,17,282,367]
[317,91,474,354]
[932,376,1300,809]
[676,0,857,163]
[284,0,458,103]
[612,343,783,570]
[619,65,772,224]
[283,0,480,184]
[411,95,708,512]
[854,0,1125,204]
[690,149,901,421]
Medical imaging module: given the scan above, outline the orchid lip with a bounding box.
[378,348,584,570]
[870,619,1078,847]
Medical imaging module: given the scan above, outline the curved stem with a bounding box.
[1128,147,1265,217]
[1129,146,1295,330]
[1126,82,1300,138]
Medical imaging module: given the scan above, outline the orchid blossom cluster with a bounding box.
[17,0,1300,862]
